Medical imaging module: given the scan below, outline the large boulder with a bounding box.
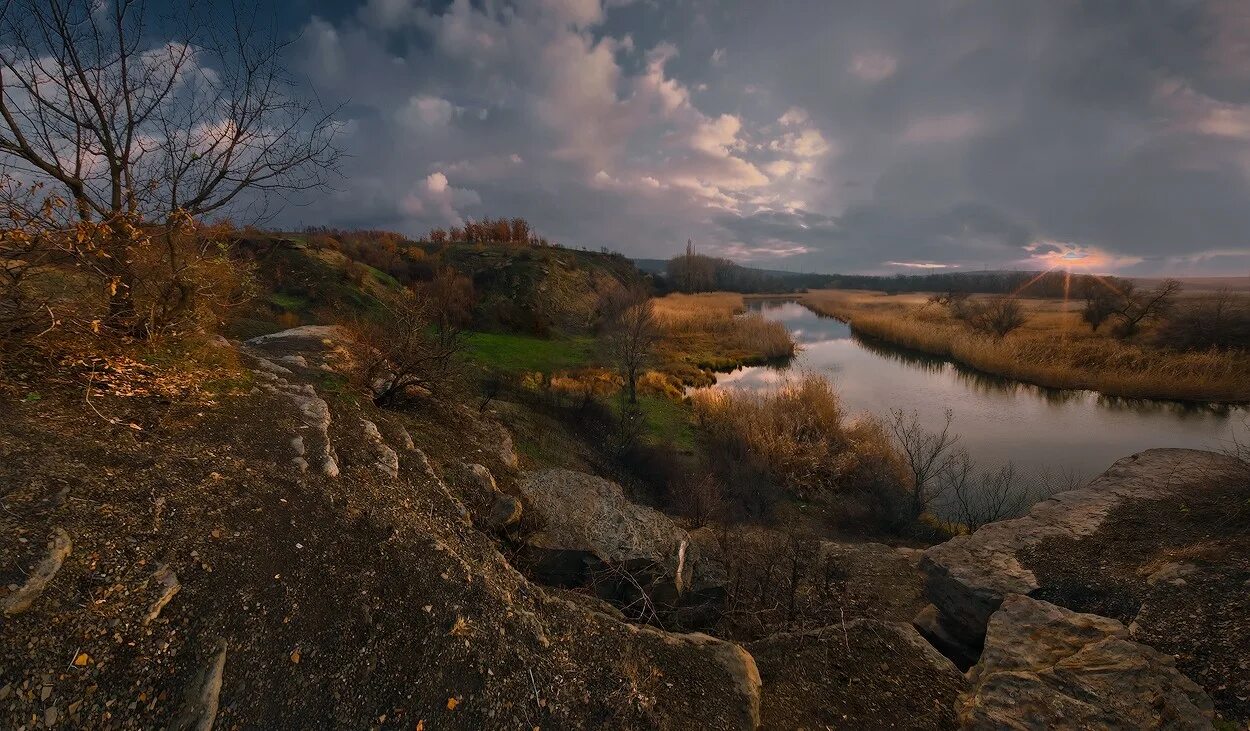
[748,620,967,730]
[958,594,1214,730]
[516,469,693,606]
[917,449,1245,661]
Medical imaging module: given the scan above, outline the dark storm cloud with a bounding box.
[272,0,1250,275]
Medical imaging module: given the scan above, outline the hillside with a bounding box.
[233,235,646,340]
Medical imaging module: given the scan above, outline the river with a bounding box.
[702,299,1249,486]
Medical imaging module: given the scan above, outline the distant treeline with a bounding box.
[825,270,1120,298]
[662,245,816,294]
[660,246,1116,298]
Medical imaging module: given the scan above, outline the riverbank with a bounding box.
[800,289,1250,403]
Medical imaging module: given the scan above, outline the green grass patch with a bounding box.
[267,292,308,312]
[463,331,595,373]
[609,394,697,452]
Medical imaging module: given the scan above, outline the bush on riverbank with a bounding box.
[691,374,906,502]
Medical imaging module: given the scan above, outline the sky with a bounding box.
[265,0,1250,276]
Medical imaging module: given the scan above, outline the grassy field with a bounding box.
[801,289,1250,402]
[462,331,595,373]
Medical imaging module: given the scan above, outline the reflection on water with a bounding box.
[700,299,1249,482]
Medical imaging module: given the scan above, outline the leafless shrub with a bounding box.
[943,456,1029,533]
[666,473,724,528]
[955,297,1028,339]
[348,270,473,406]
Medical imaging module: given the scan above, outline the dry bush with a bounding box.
[347,282,469,406]
[692,373,906,501]
[957,297,1028,339]
[1154,289,1250,351]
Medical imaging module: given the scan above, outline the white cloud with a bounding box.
[397,95,456,127]
[849,52,898,83]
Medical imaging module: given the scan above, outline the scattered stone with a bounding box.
[1144,561,1198,587]
[958,594,1214,730]
[395,425,415,451]
[250,357,292,375]
[2,528,71,615]
[144,565,181,625]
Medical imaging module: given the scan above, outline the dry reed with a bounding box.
[802,290,1250,402]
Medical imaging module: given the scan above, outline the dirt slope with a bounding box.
[0,330,759,729]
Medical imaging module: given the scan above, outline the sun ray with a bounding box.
[1010,265,1058,297]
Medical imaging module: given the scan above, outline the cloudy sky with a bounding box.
[268,0,1250,276]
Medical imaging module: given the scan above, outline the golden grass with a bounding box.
[691,373,904,499]
[801,289,1250,402]
[652,292,796,386]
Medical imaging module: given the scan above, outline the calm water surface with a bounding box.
[702,300,1249,483]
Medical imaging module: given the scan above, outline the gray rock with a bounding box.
[958,594,1213,730]
[487,493,523,530]
[245,325,343,346]
[516,469,692,601]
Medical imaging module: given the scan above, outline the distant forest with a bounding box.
[653,245,1118,298]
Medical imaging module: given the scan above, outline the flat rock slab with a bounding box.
[958,594,1213,730]
[748,620,967,730]
[919,449,1245,652]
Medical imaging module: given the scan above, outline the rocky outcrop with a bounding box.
[749,620,967,730]
[958,594,1213,730]
[516,469,692,604]
[917,449,1244,661]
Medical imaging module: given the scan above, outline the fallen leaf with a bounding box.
[446,697,459,711]
[290,649,301,664]
[73,653,90,667]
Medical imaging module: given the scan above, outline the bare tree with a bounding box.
[600,285,660,404]
[1081,279,1182,339]
[0,0,340,331]
[1080,283,1118,332]
[943,456,1028,533]
[886,408,961,521]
